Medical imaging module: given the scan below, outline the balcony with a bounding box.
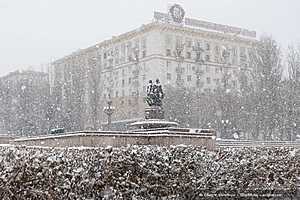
[131,80,140,87]
[132,69,139,77]
[176,75,184,86]
[196,80,204,88]
[176,67,184,74]
[195,69,204,76]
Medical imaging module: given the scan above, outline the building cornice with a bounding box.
[0,70,48,80]
[52,21,258,65]
[153,22,258,46]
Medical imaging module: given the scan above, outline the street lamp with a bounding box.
[221,46,231,89]
[221,119,230,139]
[192,45,205,128]
[131,47,140,116]
[103,99,115,130]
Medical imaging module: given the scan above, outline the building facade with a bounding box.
[50,5,257,131]
[0,70,49,135]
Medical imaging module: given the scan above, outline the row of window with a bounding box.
[165,34,249,65]
[166,61,238,74]
[166,49,211,61]
[103,77,238,103]
[99,38,147,67]
[105,74,147,89]
[165,35,211,50]
[166,73,237,87]
[165,47,247,64]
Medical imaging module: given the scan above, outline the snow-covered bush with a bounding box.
[0,145,298,199]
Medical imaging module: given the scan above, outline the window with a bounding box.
[215,68,219,73]
[142,38,147,49]
[115,91,119,97]
[196,79,202,87]
[240,47,247,63]
[142,50,146,58]
[176,36,183,47]
[97,55,102,65]
[122,79,125,87]
[134,39,139,50]
[187,75,192,82]
[204,88,211,93]
[186,38,192,48]
[187,64,191,72]
[167,73,172,80]
[115,47,120,64]
[165,34,172,46]
[186,52,191,59]
[205,55,210,61]
[205,42,211,51]
[230,46,237,65]
[195,40,202,48]
[166,49,172,56]
[206,77,211,84]
[121,44,126,63]
[128,77,132,84]
[166,61,171,70]
[214,45,220,62]
[206,66,210,72]
[176,74,182,81]
[232,80,237,88]
[126,42,132,60]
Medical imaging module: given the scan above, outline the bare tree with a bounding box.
[284,45,300,140]
[247,36,283,140]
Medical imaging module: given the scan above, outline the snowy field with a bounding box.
[0,145,299,199]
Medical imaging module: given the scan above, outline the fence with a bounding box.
[217,139,300,148]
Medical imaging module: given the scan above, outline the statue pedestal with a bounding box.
[145,106,164,119]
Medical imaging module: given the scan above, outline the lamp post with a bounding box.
[132,47,140,90]
[221,119,230,138]
[218,46,231,138]
[131,47,140,116]
[103,99,115,130]
[192,44,205,128]
[221,46,231,89]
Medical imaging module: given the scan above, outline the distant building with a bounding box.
[50,4,257,131]
[0,70,49,135]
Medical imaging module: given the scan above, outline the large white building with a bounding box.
[50,4,257,131]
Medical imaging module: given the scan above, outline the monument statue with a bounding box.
[129,78,180,128]
[144,79,165,120]
[145,79,164,107]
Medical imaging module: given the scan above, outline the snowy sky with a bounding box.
[0,0,299,76]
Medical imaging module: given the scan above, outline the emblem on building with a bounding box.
[169,4,185,23]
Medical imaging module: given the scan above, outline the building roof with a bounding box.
[52,10,258,65]
[0,70,48,81]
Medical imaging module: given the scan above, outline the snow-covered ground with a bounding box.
[0,145,298,199]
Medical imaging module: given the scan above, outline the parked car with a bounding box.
[50,128,65,134]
